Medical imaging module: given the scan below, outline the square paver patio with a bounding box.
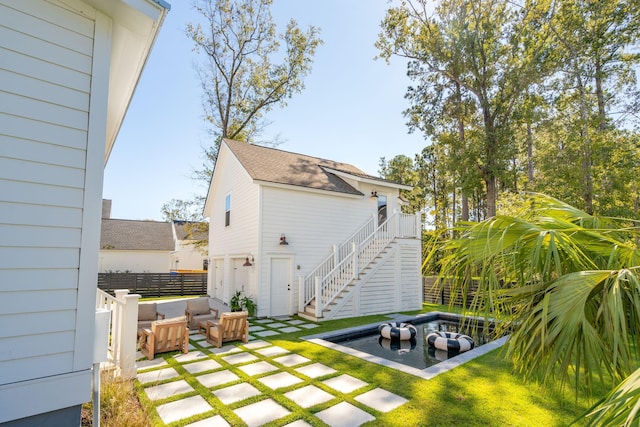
[272,353,311,367]
[315,402,375,427]
[253,330,280,337]
[137,367,179,384]
[283,385,335,408]
[185,415,231,427]
[255,345,289,357]
[243,340,271,349]
[238,361,279,376]
[183,359,222,374]
[156,395,212,425]
[144,379,194,401]
[233,399,291,427]
[322,374,368,393]
[277,326,302,333]
[173,351,208,363]
[197,370,240,388]
[213,383,261,405]
[221,352,259,365]
[295,363,337,379]
[136,358,168,371]
[258,371,303,389]
[355,388,408,412]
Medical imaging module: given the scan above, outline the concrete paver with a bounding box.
[182,359,222,374]
[233,399,291,427]
[284,385,335,408]
[156,395,212,425]
[255,345,289,357]
[145,379,193,401]
[185,415,231,427]
[243,340,271,349]
[315,402,375,427]
[355,388,408,412]
[295,363,337,379]
[253,330,280,337]
[174,351,208,363]
[213,383,261,405]
[322,374,368,393]
[272,353,311,367]
[238,361,279,376]
[137,367,179,384]
[222,351,258,365]
[196,370,239,388]
[258,371,304,389]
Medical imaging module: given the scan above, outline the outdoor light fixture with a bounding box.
[243,255,254,266]
[279,234,288,245]
[370,190,378,199]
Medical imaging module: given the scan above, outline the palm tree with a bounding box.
[428,193,640,425]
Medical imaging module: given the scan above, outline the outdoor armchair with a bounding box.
[139,316,189,360]
[185,297,219,330]
[137,302,165,337]
[205,311,249,348]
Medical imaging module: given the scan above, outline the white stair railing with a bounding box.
[300,212,420,316]
[95,289,140,379]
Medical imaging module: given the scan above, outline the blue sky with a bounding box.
[103,1,427,221]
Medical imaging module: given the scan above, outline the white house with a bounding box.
[203,139,423,321]
[0,0,168,424]
[98,217,208,273]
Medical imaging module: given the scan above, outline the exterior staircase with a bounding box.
[297,212,420,321]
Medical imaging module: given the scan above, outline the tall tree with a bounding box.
[378,155,425,215]
[377,0,556,217]
[187,0,322,163]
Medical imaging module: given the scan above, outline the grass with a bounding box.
[81,371,150,427]
[95,303,615,426]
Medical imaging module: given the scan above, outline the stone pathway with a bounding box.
[136,316,408,426]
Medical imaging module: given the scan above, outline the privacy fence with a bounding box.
[98,273,207,298]
[422,276,480,307]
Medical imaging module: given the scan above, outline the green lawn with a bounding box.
[136,303,613,426]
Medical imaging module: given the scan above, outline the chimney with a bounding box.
[102,199,112,219]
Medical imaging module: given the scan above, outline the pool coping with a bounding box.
[301,312,508,380]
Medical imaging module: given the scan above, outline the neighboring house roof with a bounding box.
[223,139,408,196]
[100,219,174,250]
[173,221,209,241]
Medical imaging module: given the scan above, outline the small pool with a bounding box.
[303,312,508,380]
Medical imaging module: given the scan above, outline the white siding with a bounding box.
[98,251,171,273]
[0,0,95,387]
[0,0,104,421]
[399,239,422,311]
[206,146,260,304]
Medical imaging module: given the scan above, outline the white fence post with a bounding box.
[314,276,322,317]
[298,276,304,312]
[352,242,358,279]
[415,212,421,238]
[115,291,140,379]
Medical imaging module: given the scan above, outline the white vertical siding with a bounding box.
[0,0,95,386]
[399,240,422,311]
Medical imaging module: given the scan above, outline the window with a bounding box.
[203,259,209,271]
[377,194,387,224]
[225,194,231,227]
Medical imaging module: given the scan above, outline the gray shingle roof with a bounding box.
[100,219,174,250]
[224,139,395,195]
[173,221,208,241]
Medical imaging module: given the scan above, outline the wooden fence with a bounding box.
[98,273,207,298]
[423,276,479,307]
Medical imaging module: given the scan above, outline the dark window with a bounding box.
[203,259,209,271]
[225,194,231,227]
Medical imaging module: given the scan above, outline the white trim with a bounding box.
[73,9,111,372]
[255,180,364,198]
[320,166,414,191]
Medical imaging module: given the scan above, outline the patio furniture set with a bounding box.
[137,297,249,359]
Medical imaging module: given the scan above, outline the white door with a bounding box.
[210,259,224,300]
[270,257,292,316]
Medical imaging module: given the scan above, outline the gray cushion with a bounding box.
[138,303,158,321]
[187,298,210,315]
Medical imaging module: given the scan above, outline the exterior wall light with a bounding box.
[279,234,288,245]
[243,255,254,266]
[370,190,378,199]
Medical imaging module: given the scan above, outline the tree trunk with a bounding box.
[485,175,497,218]
[527,121,534,186]
[575,63,594,214]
